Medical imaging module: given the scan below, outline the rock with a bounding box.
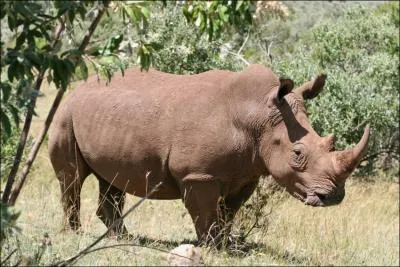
[167,244,203,266]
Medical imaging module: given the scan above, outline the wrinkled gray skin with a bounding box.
[48,64,369,245]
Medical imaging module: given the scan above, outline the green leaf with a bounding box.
[139,45,151,71]
[15,32,26,49]
[24,52,41,70]
[78,60,89,81]
[149,42,163,51]
[0,2,6,20]
[7,62,18,83]
[195,12,203,27]
[101,35,124,55]
[208,17,214,42]
[124,5,138,23]
[1,83,12,103]
[8,104,20,126]
[99,56,116,66]
[7,14,16,30]
[1,112,12,137]
[67,9,76,24]
[50,58,60,89]
[200,10,207,31]
[140,6,150,19]
[26,30,36,48]
[218,5,228,22]
[55,60,69,90]
[236,0,244,11]
[46,72,53,84]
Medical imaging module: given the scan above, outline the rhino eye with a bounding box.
[293,145,303,156]
[290,145,307,171]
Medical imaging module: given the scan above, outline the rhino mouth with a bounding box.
[305,193,325,206]
[291,180,345,207]
[304,189,345,207]
[291,182,345,207]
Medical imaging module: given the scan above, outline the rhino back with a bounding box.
[68,69,254,196]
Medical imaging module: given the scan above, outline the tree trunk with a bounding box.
[8,89,64,205]
[1,17,66,204]
[5,0,111,205]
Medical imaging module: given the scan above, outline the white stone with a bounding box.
[167,244,203,266]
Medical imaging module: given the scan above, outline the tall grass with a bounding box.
[1,85,399,266]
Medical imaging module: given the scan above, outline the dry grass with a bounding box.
[1,84,399,266]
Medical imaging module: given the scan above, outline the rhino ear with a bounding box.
[273,78,294,104]
[294,74,327,99]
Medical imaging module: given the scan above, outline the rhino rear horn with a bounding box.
[273,78,294,104]
[294,74,327,99]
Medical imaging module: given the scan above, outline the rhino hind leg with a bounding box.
[51,144,91,231]
[96,177,129,239]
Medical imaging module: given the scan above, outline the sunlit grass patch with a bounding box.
[1,83,398,266]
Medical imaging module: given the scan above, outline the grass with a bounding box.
[1,84,399,266]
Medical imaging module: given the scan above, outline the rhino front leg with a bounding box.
[219,180,259,243]
[96,177,129,239]
[182,177,224,246]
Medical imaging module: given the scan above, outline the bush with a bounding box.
[270,4,399,177]
[138,4,245,74]
[0,127,33,182]
[0,202,20,244]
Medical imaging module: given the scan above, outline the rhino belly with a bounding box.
[80,149,181,199]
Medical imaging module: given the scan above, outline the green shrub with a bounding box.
[139,4,245,74]
[0,202,20,244]
[0,127,33,182]
[271,5,399,176]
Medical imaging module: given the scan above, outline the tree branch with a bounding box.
[225,50,250,66]
[6,0,111,205]
[53,182,163,266]
[2,16,66,204]
[221,33,251,66]
[237,31,250,55]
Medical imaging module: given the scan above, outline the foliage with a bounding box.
[0,1,154,142]
[142,4,244,74]
[0,202,20,244]
[1,0,257,142]
[0,127,33,182]
[244,1,356,63]
[270,4,399,175]
[1,1,83,140]
[182,0,255,41]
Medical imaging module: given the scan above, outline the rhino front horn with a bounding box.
[333,125,370,177]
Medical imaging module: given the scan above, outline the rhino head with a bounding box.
[261,74,370,206]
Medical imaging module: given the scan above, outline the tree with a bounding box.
[1,0,113,205]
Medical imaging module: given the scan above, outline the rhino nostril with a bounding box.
[315,192,326,201]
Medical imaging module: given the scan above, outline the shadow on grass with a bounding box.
[261,244,316,265]
[133,234,197,249]
[119,234,316,265]
[211,240,315,265]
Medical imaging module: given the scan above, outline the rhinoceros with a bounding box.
[48,64,369,244]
